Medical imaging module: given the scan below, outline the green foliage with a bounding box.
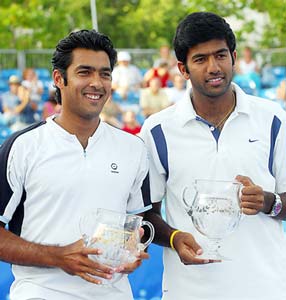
[249,0,286,48]
[0,0,285,50]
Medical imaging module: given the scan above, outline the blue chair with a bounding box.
[233,73,261,96]
[41,80,54,102]
[140,68,148,77]
[261,66,286,88]
[0,261,14,300]
[35,68,52,81]
[258,88,277,100]
[0,69,22,81]
[129,243,163,300]
[0,79,9,93]
[127,91,140,104]
[271,66,286,80]
[0,125,13,145]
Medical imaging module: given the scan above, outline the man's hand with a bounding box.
[119,250,149,274]
[172,231,220,264]
[235,175,264,215]
[56,239,116,284]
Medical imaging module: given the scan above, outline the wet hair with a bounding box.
[173,12,236,70]
[51,29,117,104]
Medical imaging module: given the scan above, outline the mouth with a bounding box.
[83,92,105,102]
[206,76,224,86]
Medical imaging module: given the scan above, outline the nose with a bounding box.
[89,72,104,89]
[207,55,220,74]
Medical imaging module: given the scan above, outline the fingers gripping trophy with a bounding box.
[183,179,242,260]
[79,208,155,285]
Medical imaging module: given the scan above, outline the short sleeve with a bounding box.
[139,122,167,204]
[126,141,152,214]
[0,138,26,224]
[273,115,286,193]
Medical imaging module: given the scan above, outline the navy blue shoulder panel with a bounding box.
[0,121,46,235]
[268,116,281,176]
[141,172,151,207]
[151,124,169,180]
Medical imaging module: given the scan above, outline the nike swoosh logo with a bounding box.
[249,139,259,143]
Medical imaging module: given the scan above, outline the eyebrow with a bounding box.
[192,48,229,60]
[75,65,112,72]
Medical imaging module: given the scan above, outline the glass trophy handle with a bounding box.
[140,221,155,250]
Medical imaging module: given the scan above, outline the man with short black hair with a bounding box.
[0,29,151,300]
[141,12,286,300]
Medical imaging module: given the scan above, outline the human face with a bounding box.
[178,39,236,98]
[54,48,112,121]
[9,83,20,95]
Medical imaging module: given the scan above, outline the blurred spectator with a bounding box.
[236,46,259,75]
[143,61,171,88]
[21,68,44,102]
[2,75,37,131]
[100,97,123,128]
[277,79,286,101]
[153,45,179,81]
[112,51,143,99]
[0,112,6,126]
[165,74,187,104]
[140,77,170,118]
[275,79,286,109]
[153,45,177,69]
[0,95,3,113]
[42,91,61,120]
[122,110,142,135]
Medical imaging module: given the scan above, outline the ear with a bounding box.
[177,61,190,80]
[233,50,237,60]
[232,50,237,65]
[53,69,65,88]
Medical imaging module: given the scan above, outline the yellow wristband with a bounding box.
[170,230,181,250]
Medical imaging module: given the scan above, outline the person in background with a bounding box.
[140,77,170,118]
[0,29,151,300]
[21,68,44,103]
[140,12,286,300]
[277,79,286,101]
[143,61,171,88]
[122,110,142,135]
[153,45,177,69]
[111,51,143,100]
[1,75,36,131]
[165,73,187,104]
[275,79,286,110]
[236,46,259,75]
[41,90,61,120]
[100,96,123,128]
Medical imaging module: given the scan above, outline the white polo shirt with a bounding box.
[0,117,151,300]
[140,83,286,300]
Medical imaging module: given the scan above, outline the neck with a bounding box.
[54,112,100,148]
[192,89,236,127]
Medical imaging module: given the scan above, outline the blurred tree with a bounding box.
[249,0,286,48]
[0,0,285,49]
[0,0,92,49]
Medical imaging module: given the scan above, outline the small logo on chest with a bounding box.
[248,139,259,143]
[110,163,119,173]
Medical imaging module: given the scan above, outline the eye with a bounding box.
[217,53,227,59]
[101,72,112,79]
[78,70,90,76]
[194,57,205,64]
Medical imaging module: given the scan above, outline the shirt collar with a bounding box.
[46,115,104,145]
[175,82,251,127]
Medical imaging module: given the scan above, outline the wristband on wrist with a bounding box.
[170,230,181,250]
[268,193,282,217]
